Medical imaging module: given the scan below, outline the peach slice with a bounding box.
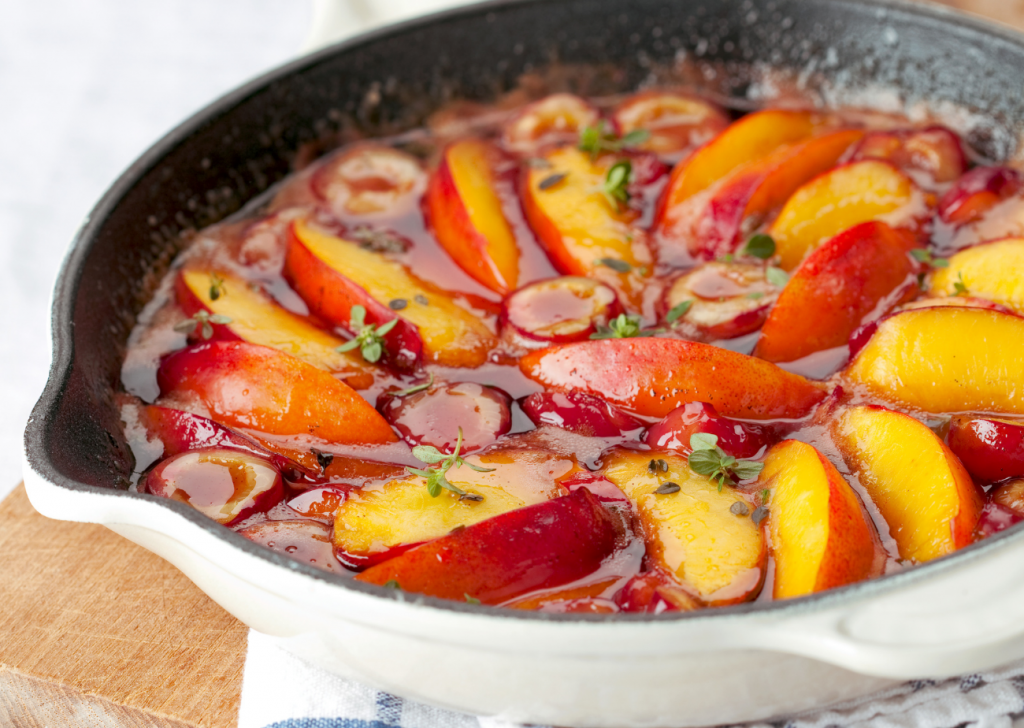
[844,307,1024,414]
[602,449,765,605]
[938,166,1023,226]
[929,238,1024,313]
[333,448,576,568]
[831,405,983,562]
[145,447,284,526]
[520,146,652,308]
[175,268,374,388]
[947,414,1024,484]
[311,144,426,220]
[157,341,398,446]
[425,139,520,294]
[354,487,619,605]
[519,338,825,420]
[502,93,600,152]
[758,440,882,599]
[285,218,497,368]
[661,262,779,340]
[687,129,865,260]
[896,296,1013,314]
[769,160,931,271]
[849,126,966,188]
[611,91,729,162]
[753,221,919,363]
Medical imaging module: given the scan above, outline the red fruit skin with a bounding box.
[501,277,622,345]
[519,390,645,437]
[286,486,351,519]
[238,520,349,574]
[613,571,702,613]
[644,402,772,458]
[938,166,1024,225]
[174,272,240,343]
[973,502,1024,540]
[561,471,632,509]
[850,126,967,186]
[355,488,620,604]
[377,382,512,454]
[948,415,1024,484]
[283,222,423,369]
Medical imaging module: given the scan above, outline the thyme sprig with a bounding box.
[687,433,764,492]
[578,120,650,160]
[590,313,662,340]
[406,427,495,498]
[174,310,232,340]
[336,305,398,363]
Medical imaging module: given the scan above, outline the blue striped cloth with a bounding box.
[238,629,1024,728]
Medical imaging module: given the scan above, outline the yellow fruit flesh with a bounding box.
[333,450,574,556]
[182,269,364,374]
[930,238,1024,313]
[603,450,763,603]
[845,307,1024,415]
[770,160,920,271]
[296,220,497,367]
[760,441,829,599]
[832,406,966,562]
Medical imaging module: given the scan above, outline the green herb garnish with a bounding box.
[406,427,495,498]
[578,120,650,159]
[465,594,482,605]
[336,305,398,363]
[765,266,789,288]
[761,488,771,504]
[209,274,226,301]
[742,234,776,260]
[590,313,662,340]
[596,257,632,273]
[952,271,970,296]
[746,291,766,300]
[665,299,694,323]
[539,172,569,190]
[174,310,233,340]
[687,433,764,492]
[384,580,401,589]
[910,249,950,268]
[602,160,632,210]
[394,372,434,397]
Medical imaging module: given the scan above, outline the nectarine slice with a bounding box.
[929,238,1024,313]
[611,91,728,162]
[425,139,520,293]
[521,147,652,308]
[844,307,1024,414]
[753,221,919,363]
[831,405,983,562]
[157,341,398,445]
[758,440,882,599]
[850,126,966,188]
[603,449,765,605]
[285,218,497,368]
[333,448,575,567]
[519,338,825,420]
[354,487,618,605]
[176,268,373,388]
[948,414,1024,484]
[662,262,779,340]
[770,160,930,271]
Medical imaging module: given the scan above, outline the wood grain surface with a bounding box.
[0,484,246,728]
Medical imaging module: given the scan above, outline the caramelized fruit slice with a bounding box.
[333,448,575,567]
[850,126,966,188]
[644,401,772,458]
[831,405,983,562]
[503,93,600,152]
[354,487,619,605]
[238,520,345,574]
[286,218,497,368]
[753,221,919,363]
[176,268,373,388]
[520,390,644,437]
[758,440,882,599]
[948,414,1024,484]
[603,449,765,605]
[662,262,778,340]
[520,338,825,420]
[311,144,426,219]
[145,447,283,526]
[844,307,1024,414]
[611,90,728,162]
[938,166,1023,226]
[502,276,621,344]
[521,146,652,308]
[929,238,1024,313]
[157,341,398,445]
[770,160,930,271]
[425,139,520,293]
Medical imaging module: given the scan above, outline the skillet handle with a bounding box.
[738,537,1024,679]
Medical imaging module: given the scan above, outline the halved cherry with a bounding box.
[286,486,351,520]
[519,390,644,438]
[612,91,728,162]
[644,401,772,458]
[502,276,621,345]
[991,478,1024,519]
[238,520,346,574]
[614,570,703,613]
[378,382,512,454]
[502,93,600,153]
[311,144,427,219]
[947,414,1024,484]
[661,262,779,340]
[144,447,284,526]
[850,126,966,189]
[938,166,1023,226]
[974,502,1024,540]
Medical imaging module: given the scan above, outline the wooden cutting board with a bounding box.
[0,484,246,728]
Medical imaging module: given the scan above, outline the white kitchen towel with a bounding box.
[238,628,1024,728]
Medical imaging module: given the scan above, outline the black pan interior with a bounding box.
[25,0,1024,613]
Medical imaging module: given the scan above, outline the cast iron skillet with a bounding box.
[24,0,1024,618]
